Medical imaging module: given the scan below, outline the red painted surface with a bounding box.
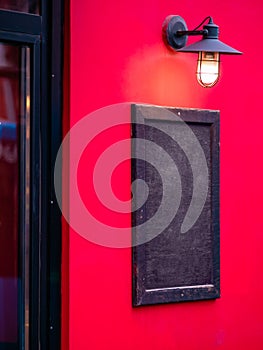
[66,0,263,349]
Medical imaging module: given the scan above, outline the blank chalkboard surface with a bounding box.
[131,104,220,306]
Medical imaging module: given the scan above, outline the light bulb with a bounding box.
[196,52,220,88]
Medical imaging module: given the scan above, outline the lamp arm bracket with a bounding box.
[176,29,208,37]
[163,15,212,50]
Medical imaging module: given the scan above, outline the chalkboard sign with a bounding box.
[132,104,220,306]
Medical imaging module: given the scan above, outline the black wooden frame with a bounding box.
[132,104,220,306]
[0,1,63,349]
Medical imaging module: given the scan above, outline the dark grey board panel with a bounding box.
[131,104,220,306]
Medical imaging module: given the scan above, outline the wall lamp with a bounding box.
[163,15,242,88]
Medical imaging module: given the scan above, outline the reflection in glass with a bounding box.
[0,0,39,14]
[0,43,30,349]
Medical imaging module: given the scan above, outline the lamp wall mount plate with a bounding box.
[164,15,188,50]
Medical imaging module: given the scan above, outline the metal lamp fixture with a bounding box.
[163,15,242,87]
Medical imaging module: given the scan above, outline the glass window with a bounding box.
[0,0,40,14]
[0,43,30,350]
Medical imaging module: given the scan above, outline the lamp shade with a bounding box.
[177,38,242,54]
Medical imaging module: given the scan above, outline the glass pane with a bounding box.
[0,43,30,349]
[0,0,40,14]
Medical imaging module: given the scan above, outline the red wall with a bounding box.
[68,0,263,349]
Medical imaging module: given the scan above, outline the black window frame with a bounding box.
[0,1,63,349]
